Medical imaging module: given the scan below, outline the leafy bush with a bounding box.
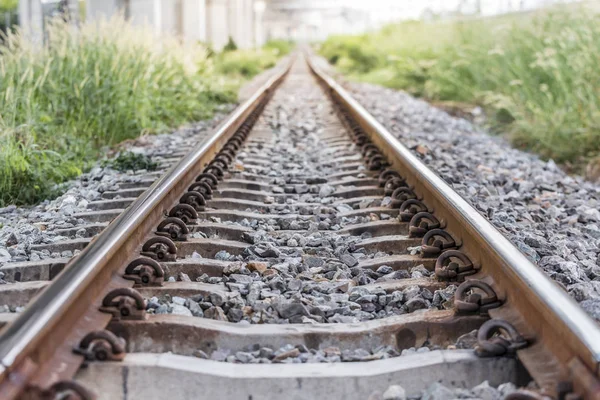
[263,39,293,56]
[0,16,234,206]
[215,48,279,79]
[319,5,600,166]
[320,35,383,73]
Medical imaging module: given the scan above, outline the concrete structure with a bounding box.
[77,351,518,400]
[19,0,80,43]
[84,0,264,50]
[261,0,408,42]
[18,0,263,49]
[260,0,584,42]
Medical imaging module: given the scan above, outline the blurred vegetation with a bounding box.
[0,17,289,206]
[223,36,238,52]
[0,0,18,35]
[0,0,17,12]
[214,39,293,79]
[319,5,600,168]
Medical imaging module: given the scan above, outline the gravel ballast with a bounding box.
[347,81,600,321]
[149,61,456,327]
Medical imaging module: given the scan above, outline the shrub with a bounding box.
[263,39,293,56]
[214,48,279,79]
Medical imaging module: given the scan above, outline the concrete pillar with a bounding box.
[159,0,179,35]
[253,0,266,47]
[227,0,254,49]
[129,0,158,27]
[127,0,161,36]
[226,0,237,48]
[86,0,121,19]
[182,0,208,43]
[243,0,254,48]
[206,0,229,50]
[18,0,44,43]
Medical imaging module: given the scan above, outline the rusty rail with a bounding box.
[307,54,600,399]
[0,58,292,398]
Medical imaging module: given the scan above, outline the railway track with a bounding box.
[0,55,599,400]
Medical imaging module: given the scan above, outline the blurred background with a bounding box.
[5,0,582,48]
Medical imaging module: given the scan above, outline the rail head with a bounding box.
[306,54,600,390]
[0,57,293,394]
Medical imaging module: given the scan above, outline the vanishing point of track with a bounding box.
[0,55,599,400]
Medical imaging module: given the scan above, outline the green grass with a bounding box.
[214,40,293,80]
[0,17,285,206]
[319,4,600,168]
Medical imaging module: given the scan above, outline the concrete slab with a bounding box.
[76,350,518,400]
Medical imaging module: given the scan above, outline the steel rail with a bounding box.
[307,55,600,397]
[0,58,292,396]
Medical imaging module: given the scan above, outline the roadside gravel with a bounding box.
[347,81,600,320]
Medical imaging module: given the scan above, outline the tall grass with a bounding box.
[319,5,600,167]
[0,16,236,206]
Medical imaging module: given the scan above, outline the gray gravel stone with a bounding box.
[383,385,406,400]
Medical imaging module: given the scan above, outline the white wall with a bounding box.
[206,0,229,49]
[183,0,208,42]
[129,0,159,28]
[86,0,121,18]
[81,0,263,50]
[18,0,44,43]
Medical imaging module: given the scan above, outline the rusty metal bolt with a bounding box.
[74,330,126,362]
[195,172,218,189]
[169,204,198,225]
[99,288,146,321]
[180,191,206,212]
[188,181,213,200]
[156,217,189,241]
[421,228,456,256]
[203,164,224,180]
[434,250,479,281]
[409,211,441,237]
[475,319,528,357]
[367,154,387,171]
[398,199,428,220]
[390,187,417,209]
[123,257,164,287]
[141,236,177,262]
[384,177,407,196]
[378,169,402,187]
[454,280,502,315]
